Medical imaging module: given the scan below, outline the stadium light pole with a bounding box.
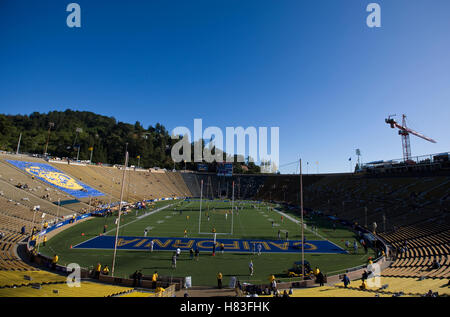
[16,133,22,155]
[76,145,81,161]
[89,146,94,163]
[44,122,54,156]
[111,151,129,277]
[300,159,305,280]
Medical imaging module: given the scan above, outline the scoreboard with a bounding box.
[217,163,233,176]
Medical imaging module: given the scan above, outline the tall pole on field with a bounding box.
[300,159,304,280]
[231,181,235,235]
[111,151,129,277]
[198,179,203,233]
[57,199,61,221]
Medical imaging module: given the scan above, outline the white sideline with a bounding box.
[273,208,346,252]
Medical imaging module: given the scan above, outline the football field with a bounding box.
[41,199,375,286]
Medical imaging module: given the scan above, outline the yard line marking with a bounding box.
[273,208,347,253]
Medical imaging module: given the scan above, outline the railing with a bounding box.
[156,284,176,297]
[362,152,449,170]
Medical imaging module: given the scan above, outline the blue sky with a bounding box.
[0,0,449,173]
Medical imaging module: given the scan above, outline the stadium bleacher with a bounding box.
[0,150,448,297]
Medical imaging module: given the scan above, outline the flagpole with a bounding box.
[111,150,129,277]
[89,147,94,163]
[300,159,304,281]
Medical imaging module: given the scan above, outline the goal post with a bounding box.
[197,181,235,236]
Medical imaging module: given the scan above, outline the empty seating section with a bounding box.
[0,160,89,212]
[378,223,450,278]
[333,276,449,296]
[0,196,46,228]
[0,178,73,219]
[277,286,392,297]
[0,270,66,287]
[0,232,35,271]
[167,172,192,197]
[0,281,134,297]
[52,163,189,202]
[180,173,201,197]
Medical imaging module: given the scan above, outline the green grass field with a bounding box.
[40,199,375,287]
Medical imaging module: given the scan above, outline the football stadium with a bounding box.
[0,0,449,306]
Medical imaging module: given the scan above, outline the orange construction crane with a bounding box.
[385,114,437,162]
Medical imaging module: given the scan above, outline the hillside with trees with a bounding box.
[0,110,261,173]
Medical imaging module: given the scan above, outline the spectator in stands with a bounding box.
[342,274,350,288]
[431,258,441,270]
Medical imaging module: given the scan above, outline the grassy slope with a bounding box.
[40,200,375,287]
